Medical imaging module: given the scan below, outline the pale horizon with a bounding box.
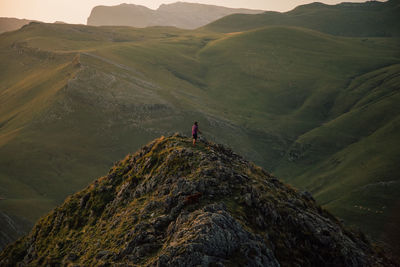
[0,0,375,25]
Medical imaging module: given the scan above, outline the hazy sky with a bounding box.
[0,0,370,24]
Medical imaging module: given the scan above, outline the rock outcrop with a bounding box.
[0,135,396,266]
[87,2,264,29]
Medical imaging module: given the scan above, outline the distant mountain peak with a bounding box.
[87,2,264,29]
[0,135,395,266]
[0,17,38,34]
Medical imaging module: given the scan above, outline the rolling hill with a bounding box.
[204,0,400,37]
[0,1,399,254]
[87,2,264,29]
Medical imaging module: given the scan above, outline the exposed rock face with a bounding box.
[161,204,279,266]
[0,135,396,266]
[87,2,264,29]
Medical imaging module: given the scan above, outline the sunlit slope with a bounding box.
[204,0,400,37]
[0,27,82,223]
[0,22,399,251]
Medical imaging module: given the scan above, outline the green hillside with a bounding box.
[0,21,399,252]
[204,0,400,36]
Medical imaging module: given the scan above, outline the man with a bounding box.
[192,121,201,146]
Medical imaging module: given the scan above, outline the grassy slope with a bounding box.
[204,0,400,37]
[274,63,400,245]
[0,26,82,221]
[0,22,399,250]
[197,27,400,165]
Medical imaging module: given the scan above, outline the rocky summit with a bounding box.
[0,135,396,266]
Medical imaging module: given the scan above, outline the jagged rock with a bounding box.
[159,203,279,267]
[0,136,396,266]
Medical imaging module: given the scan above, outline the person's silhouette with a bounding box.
[192,121,201,146]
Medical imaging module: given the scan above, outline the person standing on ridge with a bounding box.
[192,121,201,146]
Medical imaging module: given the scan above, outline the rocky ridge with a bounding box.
[0,135,395,266]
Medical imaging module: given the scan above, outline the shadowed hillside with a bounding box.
[204,0,400,37]
[0,136,397,266]
[0,211,31,250]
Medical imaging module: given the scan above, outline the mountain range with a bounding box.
[0,0,399,256]
[87,2,264,29]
